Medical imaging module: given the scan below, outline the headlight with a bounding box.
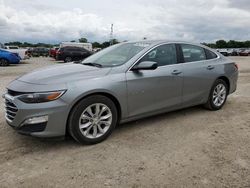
[18,90,66,103]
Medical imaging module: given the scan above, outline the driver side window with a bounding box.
[139,44,177,66]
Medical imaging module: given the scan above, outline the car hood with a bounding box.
[17,63,112,85]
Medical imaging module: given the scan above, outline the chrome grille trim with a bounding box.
[4,97,18,122]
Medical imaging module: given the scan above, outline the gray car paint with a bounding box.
[4,40,238,137]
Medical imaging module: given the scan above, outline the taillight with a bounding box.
[234,63,238,70]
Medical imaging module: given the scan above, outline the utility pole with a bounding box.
[110,24,113,46]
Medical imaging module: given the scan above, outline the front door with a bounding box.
[126,43,183,117]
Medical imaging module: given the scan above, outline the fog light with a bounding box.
[23,115,48,125]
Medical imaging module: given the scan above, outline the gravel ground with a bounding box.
[0,57,249,188]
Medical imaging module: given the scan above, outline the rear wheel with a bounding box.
[204,79,228,110]
[0,59,9,66]
[68,95,118,144]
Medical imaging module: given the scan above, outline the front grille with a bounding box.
[5,98,18,122]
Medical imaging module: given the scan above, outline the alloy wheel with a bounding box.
[79,103,112,139]
[212,83,226,107]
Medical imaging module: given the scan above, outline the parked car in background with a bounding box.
[228,49,238,56]
[0,49,21,66]
[25,48,34,57]
[239,49,250,56]
[56,46,92,62]
[60,42,93,51]
[4,46,29,60]
[217,49,229,56]
[49,47,59,58]
[31,47,49,57]
[4,41,238,144]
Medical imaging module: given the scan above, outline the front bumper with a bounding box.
[3,93,69,137]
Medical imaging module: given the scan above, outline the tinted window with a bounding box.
[81,48,88,52]
[9,46,18,49]
[74,47,79,51]
[64,47,74,51]
[139,44,177,66]
[181,44,206,62]
[205,49,218,59]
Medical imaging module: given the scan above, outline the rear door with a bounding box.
[179,44,219,107]
[126,43,183,117]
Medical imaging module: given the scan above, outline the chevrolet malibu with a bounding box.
[3,41,238,144]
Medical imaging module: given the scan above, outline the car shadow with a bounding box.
[115,105,205,132]
[16,105,205,148]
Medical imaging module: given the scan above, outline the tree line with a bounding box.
[202,40,250,49]
[4,38,250,49]
[4,37,119,49]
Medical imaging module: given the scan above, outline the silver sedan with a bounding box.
[3,40,238,144]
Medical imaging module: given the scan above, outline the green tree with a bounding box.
[216,40,227,48]
[92,42,102,48]
[101,41,110,48]
[79,38,88,43]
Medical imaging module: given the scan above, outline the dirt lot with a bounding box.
[0,57,249,188]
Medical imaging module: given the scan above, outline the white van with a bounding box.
[3,45,29,60]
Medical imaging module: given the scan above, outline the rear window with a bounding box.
[180,44,206,62]
[205,49,218,59]
[9,46,18,49]
[63,47,75,51]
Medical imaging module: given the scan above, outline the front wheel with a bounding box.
[0,59,9,66]
[68,95,118,144]
[204,79,228,110]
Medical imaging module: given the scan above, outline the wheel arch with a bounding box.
[66,91,122,135]
[217,76,230,92]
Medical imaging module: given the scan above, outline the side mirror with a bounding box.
[131,61,158,71]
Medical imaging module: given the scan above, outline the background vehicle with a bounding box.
[60,42,92,51]
[4,41,238,144]
[228,49,238,56]
[31,47,49,57]
[56,46,92,62]
[0,49,21,66]
[4,45,29,60]
[25,48,34,57]
[217,49,229,56]
[49,47,59,58]
[239,49,250,56]
[0,45,28,60]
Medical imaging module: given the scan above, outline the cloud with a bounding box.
[0,0,250,43]
[228,0,250,11]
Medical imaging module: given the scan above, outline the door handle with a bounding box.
[172,70,182,75]
[207,65,215,70]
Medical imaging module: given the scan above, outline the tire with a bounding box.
[64,57,72,62]
[204,79,228,111]
[0,59,9,66]
[68,95,118,144]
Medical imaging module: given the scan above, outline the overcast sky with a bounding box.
[0,0,249,44]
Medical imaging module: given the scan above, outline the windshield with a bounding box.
[81,42,151,67]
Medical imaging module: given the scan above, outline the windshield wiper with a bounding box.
[82,62,103,68]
